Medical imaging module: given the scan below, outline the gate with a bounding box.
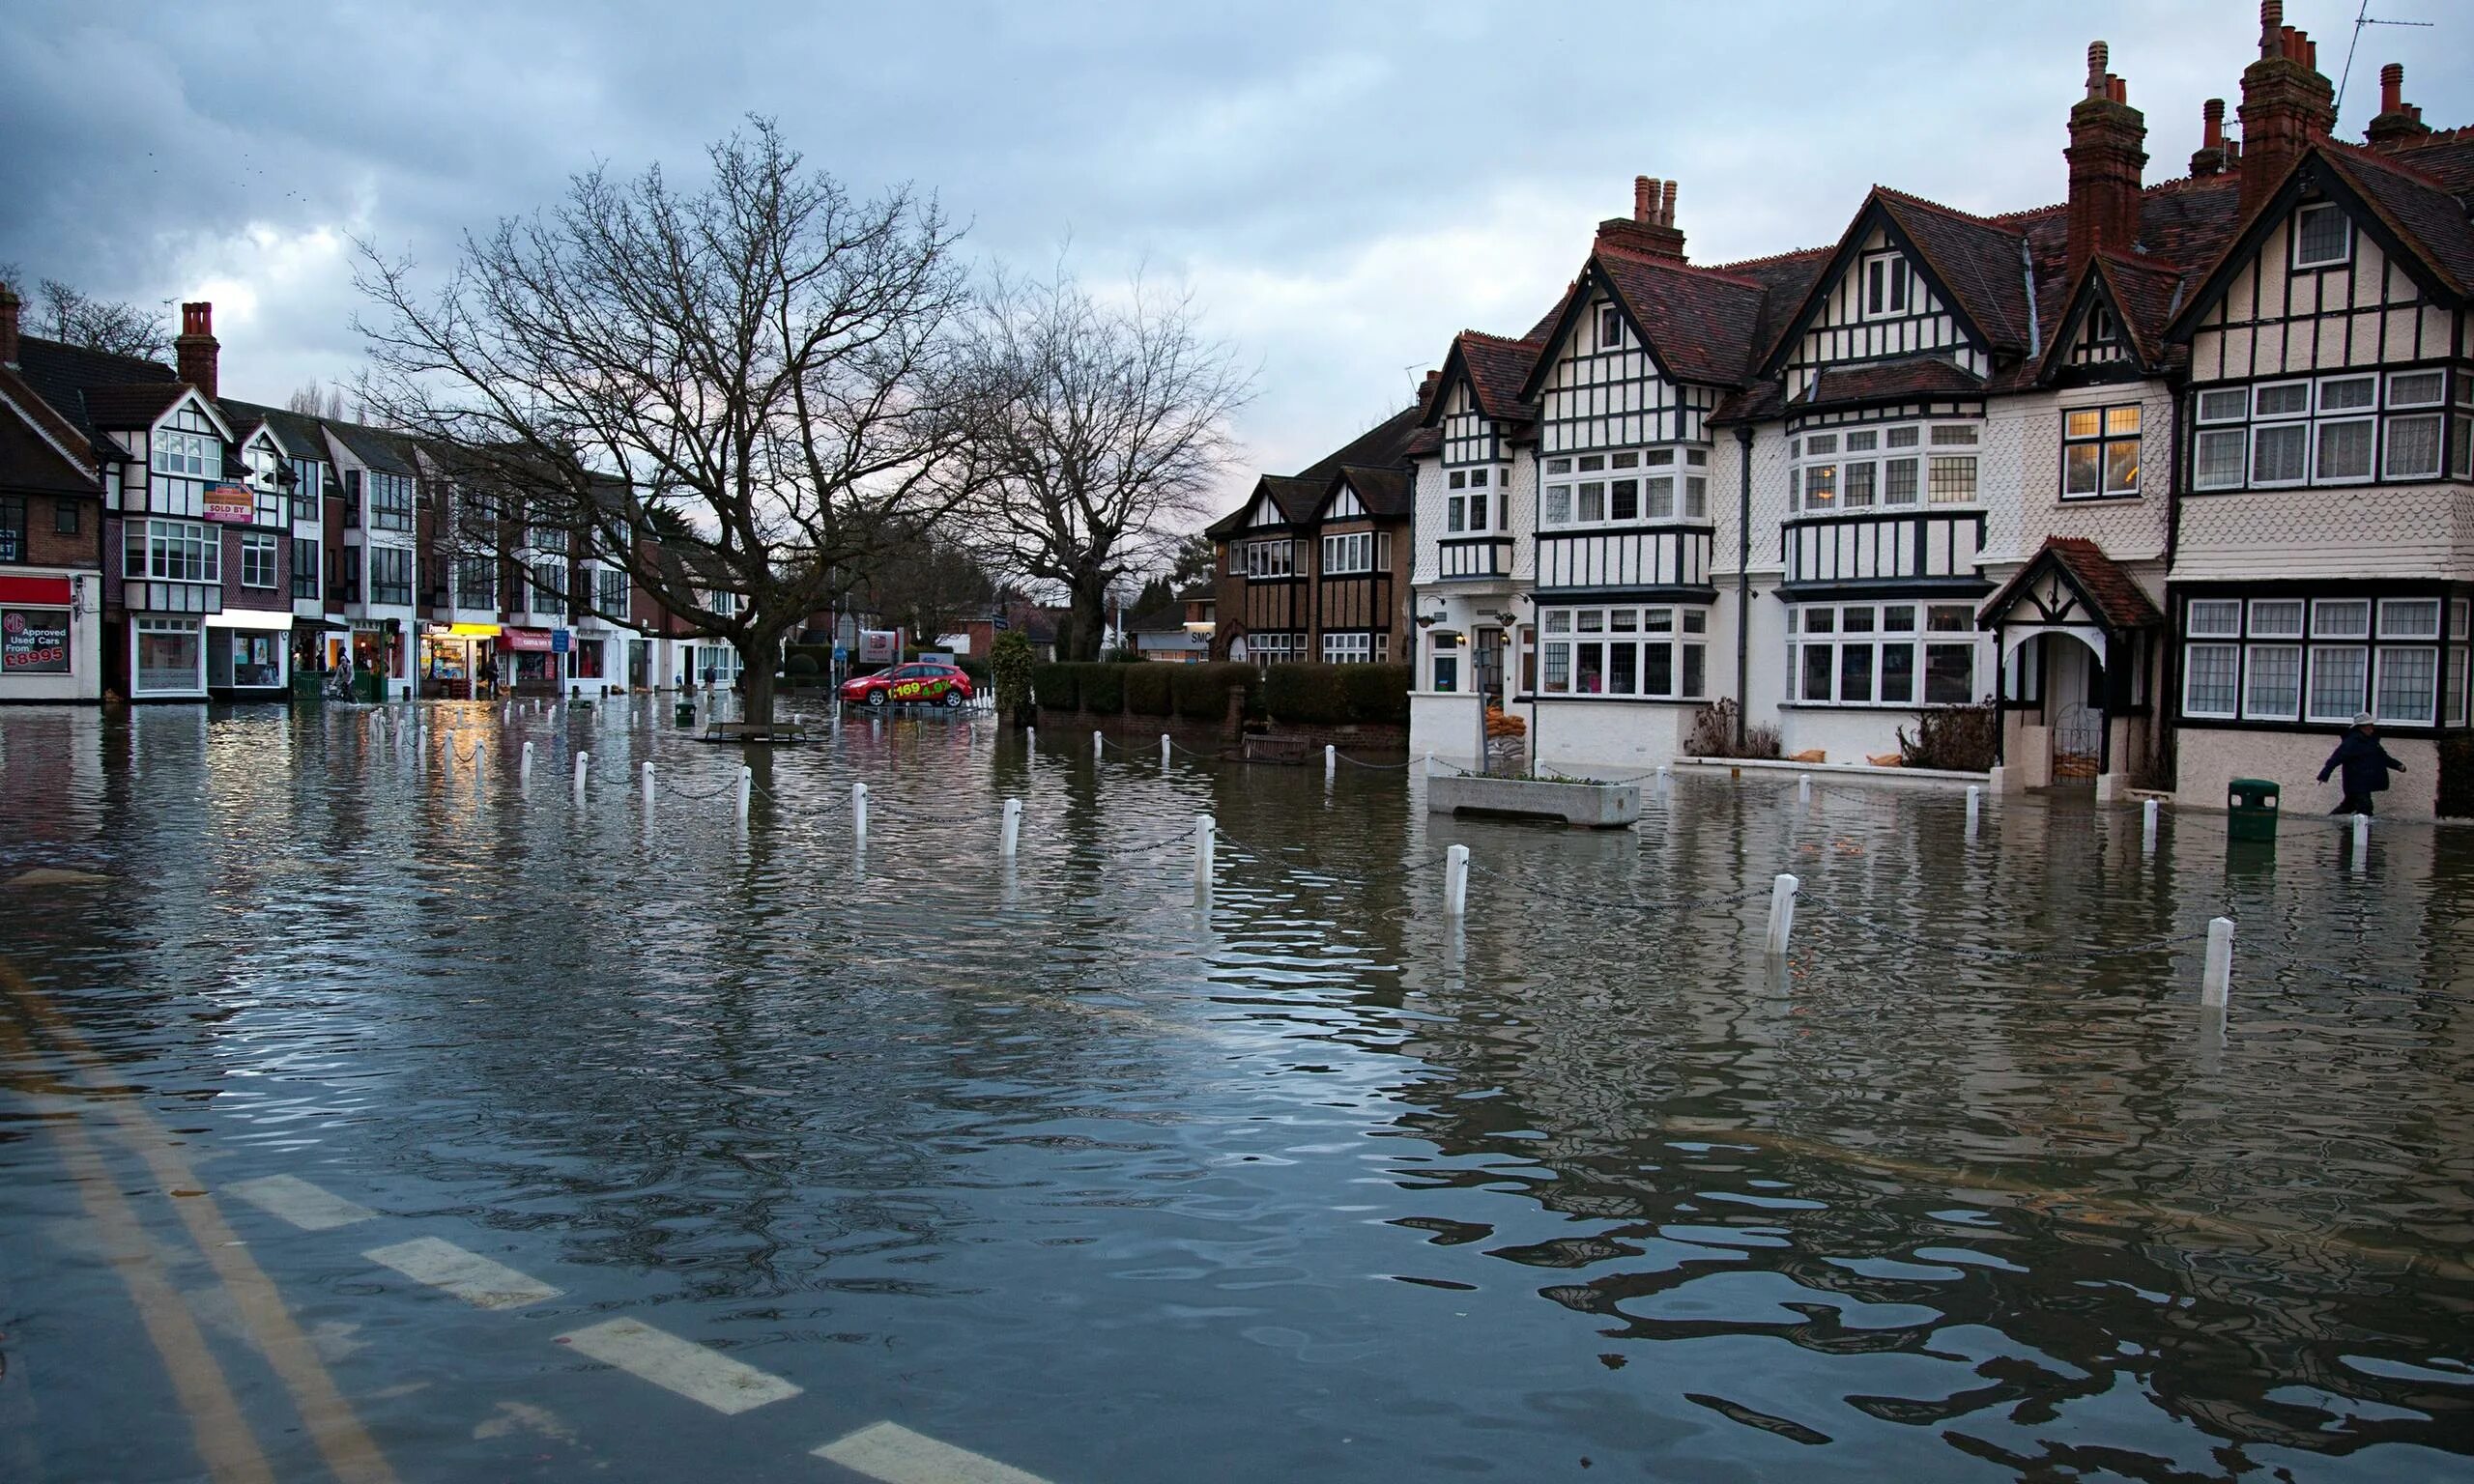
[2052,702,2102,782]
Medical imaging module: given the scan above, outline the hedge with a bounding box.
[1172,662,1259,721]
[1078,662,1126,714]
[1123,663,1174,717]
[1031,662,1079,712]
[1261,663,1410,727]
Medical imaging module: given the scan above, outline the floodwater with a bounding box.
[1,699,2470,1483]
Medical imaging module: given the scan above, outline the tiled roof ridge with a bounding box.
[16,331,177,384]
[2317,134,2456,192]
[1591,242,1772,290]
[1874,186,2028,236]
[2383,123,2474,150]
[1702,243,1834,273]
[1456,328,1537,349]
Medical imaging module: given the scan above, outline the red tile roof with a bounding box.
[1982,536,2163,632]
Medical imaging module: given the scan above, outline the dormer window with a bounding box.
[1861,253,1911,319]
[1597,304,1623,350]
[2292,203,2350,270]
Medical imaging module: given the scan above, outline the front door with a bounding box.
[2047,636,2104,785]
[1474,627,1504,706]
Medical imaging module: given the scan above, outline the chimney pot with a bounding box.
[2203,98,2225,145]
[2260,1,2282,58]
[0,282,19,367]
[2086,41,2109,97]
[2380,62,2403,113]
[174,300,220,400]
[1660,179,1677,227]
[1633,175,1653,222]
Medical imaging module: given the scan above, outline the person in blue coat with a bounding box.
[2317,711,2405,815]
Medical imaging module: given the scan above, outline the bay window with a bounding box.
[124,519,219,583]
[1789,419,1974,512]
[1789,601,1978,706]
[2191,368,2466,491]
[1539,605,1707,699]
[1541,446,1710,528]
[1320,530,1390,575]
[1444,467,1504,533]
[2179,590,2455,728]
[1238,539,1294,578]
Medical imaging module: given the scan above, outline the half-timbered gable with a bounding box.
[1761,194,2029,402]
[1210,402,1420,667]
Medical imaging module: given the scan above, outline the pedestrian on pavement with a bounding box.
[2317,711,2405,815]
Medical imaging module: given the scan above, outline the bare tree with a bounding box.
[351,118,1004,725]
[0,264,171,359]
[861,539,998,646]
[959,266,1251,661]
[287,381,351,421]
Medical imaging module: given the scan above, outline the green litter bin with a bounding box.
[2227,777,2280,842]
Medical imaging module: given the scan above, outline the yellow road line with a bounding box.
[0,1014,274,1484]
[2,960,400,1484]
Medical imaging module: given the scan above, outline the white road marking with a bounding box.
[225,1174,376,1231]
[814,1421,1056,1484]
[554,1318,800,1415]
[363,1237,562,1310]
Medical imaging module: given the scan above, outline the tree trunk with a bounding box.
[1068,582,1108,662]
[739,630,784,728]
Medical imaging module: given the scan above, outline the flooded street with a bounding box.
[3,699,2472,1482]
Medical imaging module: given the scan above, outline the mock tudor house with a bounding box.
[1365,3,2473,816]
[1208,403,1419,667]
[0,288,106,702]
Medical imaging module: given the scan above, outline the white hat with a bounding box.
[2353,711,2373,727]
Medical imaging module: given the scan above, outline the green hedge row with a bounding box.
[1029,661,1405,727]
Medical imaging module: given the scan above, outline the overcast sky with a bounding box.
[4,1,2466,514]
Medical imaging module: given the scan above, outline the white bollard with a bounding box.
[521,739,534,786]
[1655,763,1670,793]
[1325,744,1337,783]
[852,782,869,845]
[1194,813,1215,893]
[1161,732,1171,767]
[1798,775,1812,805]
[1424,748,1435,778]
[1027,726,1036,755]
[735,766,752,823]
[1001,797,1022,858]
[642,761,655,811]
[442,740,453,777]
[1093,728,1104,759]
[574,749,590,799]
[1765,872,1800,956]
[1444,843,1470,918]
[1965,785,1980,829]
[2201,916,2235,1007]
[2142,797,2159,854]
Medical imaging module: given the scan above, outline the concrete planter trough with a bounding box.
[1428,774,1641,828]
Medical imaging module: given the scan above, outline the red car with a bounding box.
[841,662,974,708]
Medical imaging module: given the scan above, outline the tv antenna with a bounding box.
[2333,0,2436,123]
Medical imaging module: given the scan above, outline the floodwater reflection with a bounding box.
[2,699,2471,1482]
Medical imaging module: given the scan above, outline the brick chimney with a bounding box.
[2236,0,2335,221]
[1597,174,1686,262]
[0,282,19,368]
[2190,99,2229,177]
[2065,42,2147,276]
[175,300,218,399]
[2366,62,2431,151]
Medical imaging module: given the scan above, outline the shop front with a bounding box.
[499,626,571,695]
[1,572,98,703]
[351,618,404,700]
[419,621,503,699]
[205,610,292,699]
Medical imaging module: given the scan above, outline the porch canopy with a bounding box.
[1977,535,2163,690]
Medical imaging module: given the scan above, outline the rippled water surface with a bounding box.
[3,699,2473,1482]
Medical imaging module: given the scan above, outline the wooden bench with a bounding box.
[701,721,809,745]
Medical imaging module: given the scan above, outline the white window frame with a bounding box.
[2373,644,2438,726]
[2181,642,2240,720]
[240,530,278,589]
[1321,631,1373,664]
[1538,605,1708,700]
[1860,252,1911,320]
[2291,202,2350,270]
[1784,600,1972,709]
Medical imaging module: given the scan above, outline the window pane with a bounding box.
[2104,405,2140,436]
[2296,205,2348,265]
[1608,643,1636,695]
[1839,644,1874,702]
[2375,646,2437,724]
[2184,642,2239,716]
[1840,606,1875,634]
[1543,642,1569,692]
[1685,476,1707,518]
[1802,608,1834,635]
[1578,481,1605,522]
[1447,498,1464,533]
[1885,426,1919,448]
[1609,479,1638,521]
[2253,423,2309,483]
[1804,465,1835,508]
[2104,439,2140,494]
[2384,414,2442,478]
[1884,458,1918,503]
[2379,598,2440,638]
[2064,408,2101,440]
[2194,429,2246,489]
[2064,442,2101,496]
[2244,644,2301,720]
[1575,642,1603,694]
[1643,642,1674,697]
[2248,599,2303,638]
[1882,605,1916,633]
[1927,456,1976,502]
[1923,644,1974,704]
[1683,643,1705,699]
[2313,599,2370,638]
[2307,645,2369,721]
[2197,387,2248,423]
[1544,486,1570,524]
[1926,604,1972,633]
[2319,376,2376,414]
[1880,643,1914,702]
[2187,599,2240,638]
[2389,371,2444,407]
[1842,462,1875,507]
[1930,424,1979,446]
[1800,643,1833,701]
[2256,383,2311,417]
[1645,476,1674,519]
